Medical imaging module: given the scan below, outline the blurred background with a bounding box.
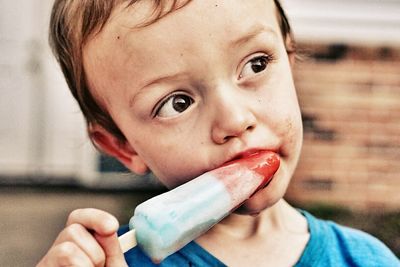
[0,0,399,265]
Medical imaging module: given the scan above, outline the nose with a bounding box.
[210,86,257,144]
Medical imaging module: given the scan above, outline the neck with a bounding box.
[198,199,306,241]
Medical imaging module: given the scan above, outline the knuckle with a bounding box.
[55,241,78,261]
[64,223,85,237]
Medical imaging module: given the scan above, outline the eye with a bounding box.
[155,93,194,118]
[239,55,270,80]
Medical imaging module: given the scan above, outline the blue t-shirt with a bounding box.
[119,210,399,266]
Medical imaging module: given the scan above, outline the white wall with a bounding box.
[281,0,400,46]
[0,0,97,183]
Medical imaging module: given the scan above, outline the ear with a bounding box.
[285,34,296,67]
[88,124,149,175]
[288,49,296,67]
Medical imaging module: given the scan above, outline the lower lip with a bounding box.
[227,150,280,187]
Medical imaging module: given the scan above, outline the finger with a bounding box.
[66,208,119,236]
[37,241,94,267]
[53,223,106,267]
[95,233,128,267]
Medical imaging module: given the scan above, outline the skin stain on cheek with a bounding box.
[286,117,303,150]
[286,119,296,140]
[286,118,293,131]
[279,117,295,143]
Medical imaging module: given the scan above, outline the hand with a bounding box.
[36,208,128,267]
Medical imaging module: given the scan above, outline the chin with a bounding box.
[234,189,279,216]
[234,170,290,216]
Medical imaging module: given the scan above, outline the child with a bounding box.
[38,0,399,266]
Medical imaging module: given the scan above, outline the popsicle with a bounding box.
[118,151,280,262]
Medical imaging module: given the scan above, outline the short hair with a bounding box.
[49,0,294,141]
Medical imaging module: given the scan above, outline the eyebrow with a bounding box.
[129,72,186,108]
[142,73,184,89]
[229,24,278,48]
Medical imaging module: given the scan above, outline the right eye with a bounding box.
[155,93,194,118]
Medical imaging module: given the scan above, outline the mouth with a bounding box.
[225,148,279,165]
[225,150,280,213]
[224,150,280,185]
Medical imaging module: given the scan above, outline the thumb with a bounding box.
[95,233,128,267]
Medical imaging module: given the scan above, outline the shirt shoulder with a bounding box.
[328,222,399,266]
[296,211,400,267]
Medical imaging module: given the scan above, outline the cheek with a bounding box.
[278,108,303,158]
[284,114,303,148]
[272,84,303,151]
[132,129,206,188]
[262,93,302,158]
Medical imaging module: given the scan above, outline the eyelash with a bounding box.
[153,94,174,117]
[239,53,274,80]
[153,92,193,118]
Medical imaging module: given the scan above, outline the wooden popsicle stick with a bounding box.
[118,229,137,253]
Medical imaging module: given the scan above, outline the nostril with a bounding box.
[222,125,254,142]
[223,135,233,142]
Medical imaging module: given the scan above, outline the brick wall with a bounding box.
[286,44,400,211]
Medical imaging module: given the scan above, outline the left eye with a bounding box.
[239,55,270,79]
[155,94,194,118]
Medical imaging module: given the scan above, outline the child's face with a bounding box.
[84,0,303,214]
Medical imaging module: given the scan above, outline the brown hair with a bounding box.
[49,0,294,142]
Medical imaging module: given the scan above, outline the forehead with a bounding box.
[83,0,281,93]
[110,0,280,46]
